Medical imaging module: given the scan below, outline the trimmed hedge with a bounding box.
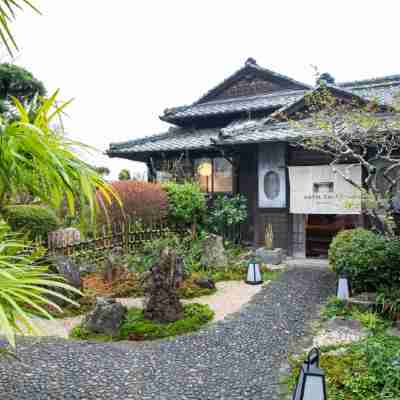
[3,205,59,240]
[97,181,169,224]
[329,228,400,293]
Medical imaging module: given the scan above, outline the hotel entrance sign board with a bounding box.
[289,165,362,214]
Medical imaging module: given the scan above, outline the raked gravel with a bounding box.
[0,267,335,400]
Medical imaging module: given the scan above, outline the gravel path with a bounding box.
[0,267,335,400]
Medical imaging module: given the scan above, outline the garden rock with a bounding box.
[82,297,127,336]
[49,256,82,306]
[194,276,216,290]
[255,247,283,265]
[144,247,184,322]
[346,292,377,311]
[79,262,97,276]
[200,234,227,268]
[313,317,368,348]
[102,247,127,283]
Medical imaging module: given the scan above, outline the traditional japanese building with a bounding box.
[108,58,400,258]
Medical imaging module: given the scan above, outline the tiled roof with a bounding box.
[108,127,220,157]
[193,58,312,104]
[218,121,308,144]
[108,72,400,160]
[339,75,400,105]
[161,58,312,123]
[160,90,306,121]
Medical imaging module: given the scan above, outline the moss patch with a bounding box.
[70,303,214,342]
[287,336,400,400]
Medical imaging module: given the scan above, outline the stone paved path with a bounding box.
[0,268,335,400]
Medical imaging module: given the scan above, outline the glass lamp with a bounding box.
[197,161,212,192]
[246,258,263,285]
[293,348,327,400]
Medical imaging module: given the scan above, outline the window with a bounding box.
[194,157,233,193]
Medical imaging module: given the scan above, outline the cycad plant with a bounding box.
[0,91,117,222]
[0,93,118,348]
[0,222,81,347]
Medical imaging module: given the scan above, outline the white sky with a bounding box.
[12,1,400,179]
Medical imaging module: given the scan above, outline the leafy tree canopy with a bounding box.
[93,166,111,177]
[118,169,131,181]
[0,63,46,102]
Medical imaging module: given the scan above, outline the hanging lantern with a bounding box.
[246,258,263,285]
[197,161,212,177]
[337,275,350,300]
[292,348,327,400]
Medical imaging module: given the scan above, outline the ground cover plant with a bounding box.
[321,296,389,334]
[287,335,400,400]
[70,303,214,342]
[285,294,398,399]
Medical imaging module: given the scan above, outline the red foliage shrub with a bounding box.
[97,181,169,224]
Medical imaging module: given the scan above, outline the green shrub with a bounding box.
[376,286,400,321]
[162,182,206,227]
[3,205,59,240]
[207,194,247,238]
[329,229,388,292]
[126,233,204,274]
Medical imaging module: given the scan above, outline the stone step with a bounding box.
[285,257,330,269]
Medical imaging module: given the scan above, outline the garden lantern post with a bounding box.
[337,275,350,300]
[292,348,327,400]
[245,258,263,285]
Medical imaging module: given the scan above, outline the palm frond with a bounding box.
[0,0,40,56]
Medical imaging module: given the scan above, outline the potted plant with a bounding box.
[255,223,284,265]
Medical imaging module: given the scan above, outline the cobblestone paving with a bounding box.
[0,268,335,400]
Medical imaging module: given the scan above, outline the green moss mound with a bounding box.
[3,205,59,240]
[70,303,214,342]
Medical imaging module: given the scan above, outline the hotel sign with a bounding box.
[289,165,362,214]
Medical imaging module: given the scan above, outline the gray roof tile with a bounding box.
[161,90,306,121]
[108,127,220,155]
[108,73,400,159]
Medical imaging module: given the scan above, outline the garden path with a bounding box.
[0,267,335,400]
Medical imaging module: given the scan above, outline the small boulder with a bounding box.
[79,263,97,276]
[82,297,127,336]
[346,292,377,311]
[49,256,82,307]
[200,234,227,268]
[194,277,216,290]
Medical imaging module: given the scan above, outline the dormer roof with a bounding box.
[160,58,312,125]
